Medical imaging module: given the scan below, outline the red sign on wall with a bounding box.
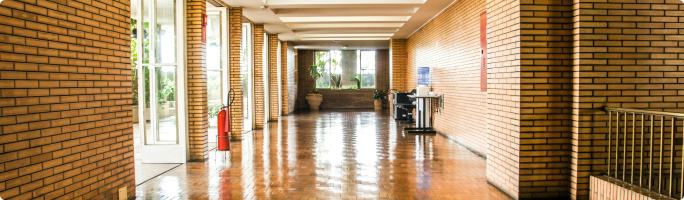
[202,14,208,43]
[480,11,487,92]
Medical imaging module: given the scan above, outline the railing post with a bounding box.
[632,113,635,184]
[608,111,612,177]
[616,112,620,177]
[650,115,654,190]
[640,114,644,187]
[660,116,664,193]
[669,117,674,197]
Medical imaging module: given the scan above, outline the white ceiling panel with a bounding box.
[280,16,412,23]
[300,38,390,41]
[221,0,456,49]
[262,0,427,5]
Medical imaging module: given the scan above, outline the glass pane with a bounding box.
[144,66,178,144]
[143,0,176,64]
[207,14,221,70]
[241,24,250,119]
[360,51,376,88]
[207,71,222,143]
[329,50,342,89]
[207,71,223,105]
[339,50,358,89]
[314,51,330,88]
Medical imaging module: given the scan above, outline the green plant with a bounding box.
[345,85,358,89]
[372,90,386,100]
[158,77,175,105]
[131,18,151,106]
[309,65,325,82]
[208,104,224,119]
[349,74,361,89]
[349,74,360,82]
[308,86,321,94]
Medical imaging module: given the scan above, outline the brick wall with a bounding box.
[295,50,390,109]
[389,39,407,91]
[589,176,665,200]
[186,0,208,161]
[571,0,684,199]
[403,0,524,198]
[407,0,488,156]
[518,0,573,198]
[0,0,135,199]
[228,7,243,140]
[268,34,279,121]
[253,24,264,129]
[486,0,522,198]
[281,42,296,115]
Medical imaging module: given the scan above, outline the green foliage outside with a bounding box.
[208,104,224,119]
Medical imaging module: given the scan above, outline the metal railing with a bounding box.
[605,107,684,199]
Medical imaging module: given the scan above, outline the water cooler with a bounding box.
[417,67,430,96]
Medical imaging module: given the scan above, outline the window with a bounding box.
[359,51,376,88]
[314,50,376,89]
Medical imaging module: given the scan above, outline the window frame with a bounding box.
[313,50,377,90]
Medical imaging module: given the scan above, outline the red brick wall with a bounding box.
[407,0,488,156]
[389,39,408,92]
[228,7,243,140]
[295,50,390,109]
[571,0,684,199]
[405,0,526,198]
[268,34,279,121]
[253,24,264,129]
[187,0,209,161]
[0,0,135,198]
[589,176,661,200]
[486,0,522,198]
[517,0,574,198]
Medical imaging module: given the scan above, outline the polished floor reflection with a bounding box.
[136,110,511,199]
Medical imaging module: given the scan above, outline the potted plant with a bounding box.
[306,64,325,110]
[372,90,386,110]
[350,74,361,89]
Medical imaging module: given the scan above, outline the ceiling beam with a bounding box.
[299,38,390,41]
[280,16,411,23]
[263,0,426,6]
[287,23,405,29]
[272,7,419,17]
[293,28,399,34]
[296,33,395,37]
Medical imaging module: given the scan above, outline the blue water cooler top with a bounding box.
[418,67,430,86]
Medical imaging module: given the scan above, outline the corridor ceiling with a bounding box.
[221,0,456,50]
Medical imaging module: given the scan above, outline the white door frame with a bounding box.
[276,41,282,117]
[262,33,269,125]
[206,7,228,143]
[137,0,188,163]
[242,23,254,132]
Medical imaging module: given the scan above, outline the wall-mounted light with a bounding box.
[341,45,348,49]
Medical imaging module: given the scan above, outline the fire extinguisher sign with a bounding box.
[201,13,208,43]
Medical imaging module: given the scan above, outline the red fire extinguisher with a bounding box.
[217,89,234,151]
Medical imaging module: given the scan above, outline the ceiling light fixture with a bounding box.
[297,33,395,37]
[280,16,411,23]
[300,38,390,41]
[287,23,405,29]
[341,45,348,49]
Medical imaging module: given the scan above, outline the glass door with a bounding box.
[206,8,228,143]
[241,23,254,132]
[136,0,187,163]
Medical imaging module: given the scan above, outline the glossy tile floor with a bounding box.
[136,110,512,200]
